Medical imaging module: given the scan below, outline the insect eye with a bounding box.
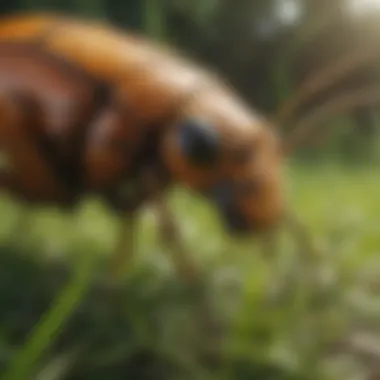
[178,118,221,166]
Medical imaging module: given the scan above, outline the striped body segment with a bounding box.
[0,12,284,233]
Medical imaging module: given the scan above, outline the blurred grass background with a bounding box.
[0,158,379,380]
[0,0,379,379]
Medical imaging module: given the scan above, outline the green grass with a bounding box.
[0,163,379,380]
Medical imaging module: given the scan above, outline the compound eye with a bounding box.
[178,118,221,166]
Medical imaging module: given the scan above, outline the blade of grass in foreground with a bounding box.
[2,251,97,380]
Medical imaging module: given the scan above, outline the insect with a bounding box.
[0,12,285,279]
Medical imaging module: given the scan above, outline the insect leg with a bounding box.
[101,183,145,284]
[103,167,198,285]
[130,169,200,284]
[108,211,137,285]
[153,194,199,284]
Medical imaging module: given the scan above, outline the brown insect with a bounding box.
[0,12,373,281]
[0,12,284,224]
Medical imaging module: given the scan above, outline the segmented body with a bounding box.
[0,13,284,233]
[0,13,222,208]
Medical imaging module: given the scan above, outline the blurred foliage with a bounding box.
[0,166,378,379]
[0,0,379,379]
[0,0,379,161]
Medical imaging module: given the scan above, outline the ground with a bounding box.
[0,162,378,380]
